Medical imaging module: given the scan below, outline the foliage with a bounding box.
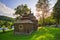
[0,16,14,33]
[0,27,60,40]
[38,16,56,26]
[52,0,60,24]
[44,16,56,25]
[36,0,50,25]
[38,19,43,26]
[0,20,5,28]
[15,4,30,16]
[0,20,14,33]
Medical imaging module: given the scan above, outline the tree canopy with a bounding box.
[15,4,30,16]
[52,0,60,24]
[36,0,49,25]
[0,16,14,33]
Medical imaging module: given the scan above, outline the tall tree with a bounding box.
[52,0,60,26]
[36,0,49,25]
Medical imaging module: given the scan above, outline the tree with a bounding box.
[0,20,14,33]
[15,4,30,16]
[36,0,49,25]
[0,16,14,33]
[52,0,60,26]
[38,16,55,26]
[0,20,6,33]
[44,16,55,25]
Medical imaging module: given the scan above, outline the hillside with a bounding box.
[0,16,14,22]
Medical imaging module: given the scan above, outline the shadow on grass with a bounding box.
[30,27,55,40]
[0,27,60,40]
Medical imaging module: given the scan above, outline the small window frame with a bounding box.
[19,25,23,30]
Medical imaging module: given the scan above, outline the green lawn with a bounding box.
[0,27,60,40]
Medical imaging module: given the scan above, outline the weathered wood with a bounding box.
[14,13,38,35]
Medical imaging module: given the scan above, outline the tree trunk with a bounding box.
[57,19,59,24]
[2,28,5,33]
[56,19,59,27]
[42,12,45,26]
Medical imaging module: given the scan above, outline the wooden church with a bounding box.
[14,11,38,35]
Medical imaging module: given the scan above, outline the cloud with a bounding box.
[0,2,16,18]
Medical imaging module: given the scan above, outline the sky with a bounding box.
[0,0,57,18]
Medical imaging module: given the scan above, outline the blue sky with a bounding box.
[0,0,57,18]
[0,0,37,13]
[0,0,57,12]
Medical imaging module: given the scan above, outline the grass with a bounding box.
[0,27,60,40]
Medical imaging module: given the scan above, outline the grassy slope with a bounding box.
[0,27,60,40]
